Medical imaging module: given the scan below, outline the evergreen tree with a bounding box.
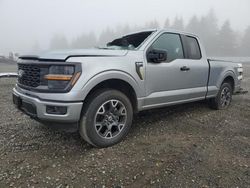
[218,20,237,56]
[198,9,219,56]
[240,26,250,56]
[186,16,200,34]
[71,32,97,48]
[171,17,184,30]
[116,24,131,36]
[98,28,116,46]
[50,34,69,50]
[145,20,160,28]
[164,18,170,28]
[46,11,243,58]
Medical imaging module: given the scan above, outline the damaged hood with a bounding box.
[20,48,128,61]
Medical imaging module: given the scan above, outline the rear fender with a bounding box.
[217,70,236,88]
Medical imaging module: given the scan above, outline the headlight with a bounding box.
[44,65,81,90]
[49,65,74,75]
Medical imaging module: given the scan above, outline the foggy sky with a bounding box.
[0,0,250,55]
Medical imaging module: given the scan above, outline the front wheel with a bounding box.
[209,82,233,110]
[79,90,133,148]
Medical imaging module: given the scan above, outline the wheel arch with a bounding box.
[219,71,236,92]
[222,76,235,91]
[81,71,140,113]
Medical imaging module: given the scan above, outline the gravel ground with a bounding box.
[0,64,249,188]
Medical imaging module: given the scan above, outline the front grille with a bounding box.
[18,64,40,88]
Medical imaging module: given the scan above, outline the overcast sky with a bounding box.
[0,0,250,55]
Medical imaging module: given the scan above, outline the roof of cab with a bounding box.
[123,28,199,38]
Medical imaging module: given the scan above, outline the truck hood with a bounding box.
[20,49,128,61]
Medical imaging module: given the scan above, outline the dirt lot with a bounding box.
[0,63,249,188]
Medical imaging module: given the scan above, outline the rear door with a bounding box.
[144,33,209,107]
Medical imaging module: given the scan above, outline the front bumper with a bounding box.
[12,87,83,123]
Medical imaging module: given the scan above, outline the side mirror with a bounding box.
[147,49,167,63]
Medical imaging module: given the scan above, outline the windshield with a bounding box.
[104,31,154,50]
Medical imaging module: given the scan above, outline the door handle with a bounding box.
[180,66,190,71]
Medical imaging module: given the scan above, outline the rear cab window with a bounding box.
[184,36,202,59]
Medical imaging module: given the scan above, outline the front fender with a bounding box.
[79,70,142,101]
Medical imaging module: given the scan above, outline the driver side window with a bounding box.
[151,33,184,62]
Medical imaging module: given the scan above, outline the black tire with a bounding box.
[79,89,133,148]
[209,82,233,110]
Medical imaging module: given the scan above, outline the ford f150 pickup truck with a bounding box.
[13,29,244,147]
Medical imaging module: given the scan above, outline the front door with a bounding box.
[144,33,208,107]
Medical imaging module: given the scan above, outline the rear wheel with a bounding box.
[209,82,233,110]
[79,90,133,148]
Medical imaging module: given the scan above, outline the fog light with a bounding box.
[46,105,67,115]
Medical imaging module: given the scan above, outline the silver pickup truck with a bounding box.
[13,29,243,147]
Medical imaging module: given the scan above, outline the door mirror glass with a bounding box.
[147,49,167,63]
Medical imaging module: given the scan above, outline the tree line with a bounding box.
[48,10,250,57]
